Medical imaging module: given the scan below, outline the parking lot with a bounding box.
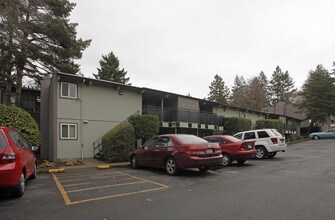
[53,169,169,205]
[1,139,335,220]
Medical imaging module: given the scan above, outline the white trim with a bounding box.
[60,123,77,140]
[60,82,77,99]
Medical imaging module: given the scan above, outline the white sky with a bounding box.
[70,0,335,99]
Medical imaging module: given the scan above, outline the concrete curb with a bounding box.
[37,162,130,174]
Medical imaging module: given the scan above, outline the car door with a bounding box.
[150,136,173,168]
[138,137,159,167]
[8,131,36,177]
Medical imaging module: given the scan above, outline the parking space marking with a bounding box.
[53,170,169,205]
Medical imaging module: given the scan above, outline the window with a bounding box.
[157,137,173,147]
[61,82,77,98]
[258,131,270,138]
[60,123,77,139]
[8,131,30,150]
[244,132,256,140]
[0,132,8,149]
[234,133,243,140]
[143,137,159,148]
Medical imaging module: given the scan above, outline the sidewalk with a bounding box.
[37,158,130,174]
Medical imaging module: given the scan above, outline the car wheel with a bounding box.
[268,152,277,158]
[221,153,232,167]
[236,159,247,165]
[313,135,320,140]
[12,172,25,198]
[130,155,138,169]
[199,167,210,173]
[165,157,178,176]
[255,146,267,159]
[29,164,37,180]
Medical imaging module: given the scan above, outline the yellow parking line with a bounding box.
[52,174,71,205]
[58,172,121,179]
[53,171,169,205]
[62,182,96,187]
[67,181,145,193]
[59,174,125,183]
[115,171,169,188]
[68,187,168,205]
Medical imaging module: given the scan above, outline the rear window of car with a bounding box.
[271,129,283,137]
[224,136,242,143]
[257,131,270,138]
[175,135,207,144]
[0,132,8,149]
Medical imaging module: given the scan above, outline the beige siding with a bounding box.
[56,82,142,160]
[178,97,199,111]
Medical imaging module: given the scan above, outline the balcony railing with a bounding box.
[143,105,224,126]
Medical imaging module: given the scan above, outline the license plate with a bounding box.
[206,149,213,153]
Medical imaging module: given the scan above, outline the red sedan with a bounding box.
[203,135,256,167]
[0,127,37,197]
[130,134,223,175]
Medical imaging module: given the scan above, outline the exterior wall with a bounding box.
[213,107,265,129]
[178,97,199,111]
[55,80,142,160]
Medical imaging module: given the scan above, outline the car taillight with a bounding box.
[215,148,222,154]
[271,138,278,144]
[0,153,16,164]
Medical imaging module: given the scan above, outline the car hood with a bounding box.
[309,132,324,136]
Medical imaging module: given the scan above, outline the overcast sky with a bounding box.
[70,0,335,99]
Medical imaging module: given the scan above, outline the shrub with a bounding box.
[224,117,251,135]
[256,119,284,133]
[128,114,159,140]
[101,123,135,162]
[0,104,40,146]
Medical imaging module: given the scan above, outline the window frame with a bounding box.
[60,82,77,99]
[60,123,78,140]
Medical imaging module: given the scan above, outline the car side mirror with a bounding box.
[31,146,39,152]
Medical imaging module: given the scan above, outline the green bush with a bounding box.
[0,104,40,146]
[128,114,159,140]
[256,119,284,133]
[101,123,135,162]
[224,117,251,135]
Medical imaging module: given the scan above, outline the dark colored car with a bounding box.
[130,134,223,175]
[0,127,37,197]
[203,135,256,166]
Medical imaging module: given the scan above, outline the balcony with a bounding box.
[143,105,224,127]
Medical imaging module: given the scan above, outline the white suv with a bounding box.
[234,129,287,159]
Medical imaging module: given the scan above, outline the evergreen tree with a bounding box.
[230,75,247,106]
[0,0,91,106]
[257,71,270,106]
[93,52,130,85]
[244,77,267,111]
[268,66,296,105]
[207,74,230,103]
[299,64,335,124]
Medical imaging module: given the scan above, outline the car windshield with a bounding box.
[175,135,208,144]
[224,136,242,143]
[271,129,283,137]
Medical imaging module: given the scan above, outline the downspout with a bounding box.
[80,80,84,160]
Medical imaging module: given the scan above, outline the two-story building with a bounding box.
[41,72,302,162]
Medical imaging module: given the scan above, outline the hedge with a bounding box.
[128,114,159,140]
[224,117,251,135]
[101,123,135,162]
[255,119,284,133]
[0,104,40,146]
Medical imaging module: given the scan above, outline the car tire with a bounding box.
[236,159,247,165]
[29,164,37,180]
[165,157,178,176]
[255,146,267,159]
[12,172,25,198]
[130,155,138,169]
[267,152,277,158]
[221,153,232,167]
[313,135,320,140]
[199,167,210,173]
